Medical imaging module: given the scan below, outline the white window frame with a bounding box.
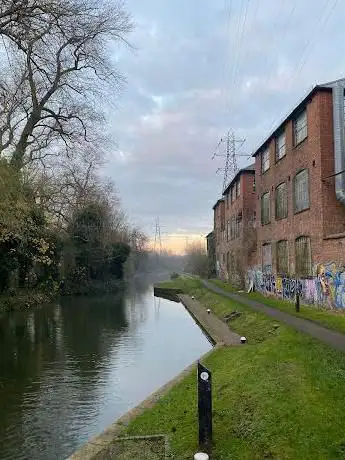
[261,148,270,173]
[294,110,307,145]
[276,131,286,160]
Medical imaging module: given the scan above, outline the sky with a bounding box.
[105,0,344,254]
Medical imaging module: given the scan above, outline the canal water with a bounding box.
[0,277,212,460]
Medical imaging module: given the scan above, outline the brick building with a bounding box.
[212,198,225,276]
[212,77,345,308]
[213,165,256,285]
[248,77,345,308]
[206,231,216,277]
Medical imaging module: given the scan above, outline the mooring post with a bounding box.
[197,361,212,451]
[295,293,300,312]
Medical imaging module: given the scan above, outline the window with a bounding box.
[276,131,286,160]
[294,169,309,213]
[295,236,312,276]
[261,192,270,224]
[277,240,288,274]
[275,182,288,219]
[294,110,307,145]
[236,180,240,198]
[230,216,236,240]
[226,219,230,241]
[235,213,242,238]
[262,148,270,173]
[231,186,234,202]
[262,243,272,273]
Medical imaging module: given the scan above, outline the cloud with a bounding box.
[105,0,344,244]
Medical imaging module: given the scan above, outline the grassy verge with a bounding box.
[124,278,345,459]
[210,279,345,335]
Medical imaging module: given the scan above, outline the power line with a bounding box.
[153,217,162,255]
[213,130,249,192]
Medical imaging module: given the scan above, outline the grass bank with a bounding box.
[124,277,345,459]
[211,279,345,335]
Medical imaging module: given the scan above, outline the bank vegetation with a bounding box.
[0,0,147,309]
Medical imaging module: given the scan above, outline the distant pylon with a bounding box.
[153,217,162,255]
[212,130,249,192]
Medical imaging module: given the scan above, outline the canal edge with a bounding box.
[69,292,241,459]
[68,345,220,460]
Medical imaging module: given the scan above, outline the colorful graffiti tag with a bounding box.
[246,262,345,309]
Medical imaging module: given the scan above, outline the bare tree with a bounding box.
[0,0,133,169]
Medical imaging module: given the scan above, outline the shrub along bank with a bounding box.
[123,278,345,459]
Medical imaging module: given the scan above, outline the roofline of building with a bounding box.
[222,165,255,196]
[206,231,214,238]
[252,84,332,157]
[212,198,224,210]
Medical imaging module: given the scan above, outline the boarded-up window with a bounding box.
[261,192,270,224]
[294,169,309,213]
[277,240,288,274]
[294,110,307,145]
[295,236,312,276]
[275,182,288,219]
[262,243,272,273]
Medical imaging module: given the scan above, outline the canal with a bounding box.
[0,277,212,460]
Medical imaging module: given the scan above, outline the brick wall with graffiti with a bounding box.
[246,262,345,309]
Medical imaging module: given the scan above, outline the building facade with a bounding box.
[213,166,256,286]
[206,231,216,278]
[211,78,345,308]
[248,78,345,308]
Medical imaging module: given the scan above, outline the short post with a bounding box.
[197,362,212,450]
[295,293,300,312]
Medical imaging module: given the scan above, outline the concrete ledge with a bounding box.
[68,345,220,460]
[179,294,241,346]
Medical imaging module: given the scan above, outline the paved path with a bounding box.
[202,279,345,352]
[179,294,241,346]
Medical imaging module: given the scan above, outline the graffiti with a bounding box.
[282,277,303,300]
[246,262,345,309]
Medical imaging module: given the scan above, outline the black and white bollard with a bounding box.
[197,362,212,449]
[240,336,247,344]
[207,309,211,314]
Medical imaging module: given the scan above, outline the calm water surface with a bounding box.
[0,277,211,459]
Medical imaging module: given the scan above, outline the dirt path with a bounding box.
[202,280,345,352]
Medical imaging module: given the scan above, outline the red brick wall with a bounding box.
[254,89,345,272]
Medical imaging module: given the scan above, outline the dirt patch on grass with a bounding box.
[93,435,168,460]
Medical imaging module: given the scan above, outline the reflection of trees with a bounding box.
[0,291,132,460]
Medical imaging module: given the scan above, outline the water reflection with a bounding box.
[0,275,211,460]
